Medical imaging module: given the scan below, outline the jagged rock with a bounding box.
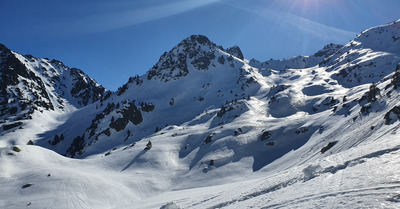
[367,83,380,102]
[295,127,309,135]
[321,141,337,153]
[314,43,342,58]
[109,102,143,132]
[3,122,23,131]
[226,45,244,60]
[145,141,152,150]
[384,106,400,125]
[146,35,241,82]
[12,146,21,152]
[70,68,106,106]
[390,65,400,89]
[140,102,155,112]
[204,134,213,144]
[66,135,86,157]
[260,131,271,141]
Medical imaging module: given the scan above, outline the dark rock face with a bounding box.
[147,35,220,81]
[390,65,400,89]
[0,43,106,135]
[226,46,244,60]
[204,134,213,144]
[109,101,143,132]
[191,52,215,71]
[140,102,155,112]
[70,68,106,106]
[367,83,380,102]
[314,43,342,58]
[2,122,23,131]
[0,44,54,124]
[260,131,271,141]
[384,106,400,125]
[66,134,86,157]
[321,141,337,153]
[146,35,246,82]
[147,51,189,81]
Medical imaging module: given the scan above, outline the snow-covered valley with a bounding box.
[1,20,400,208]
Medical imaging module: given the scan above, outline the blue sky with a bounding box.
[1,0,399,91]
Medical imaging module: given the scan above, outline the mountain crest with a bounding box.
[0,45,107,136]
[226,45,244,60]
[147,35,233,82]
[352,19,400,53]
[183,34,213,46]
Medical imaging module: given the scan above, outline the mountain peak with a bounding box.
[175,35,215,50]
[226,45,244,60]
[0,43,12,58]
[188,34,211,45]
[147,35,220,82]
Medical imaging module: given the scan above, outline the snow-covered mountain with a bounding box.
[1,20,400,209]
[249,43,343,70]
[0,44,107,146]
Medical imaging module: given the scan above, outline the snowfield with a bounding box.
[2,132,400,208]
[1,20,400,208]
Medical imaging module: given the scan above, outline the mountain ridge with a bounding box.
[1,20,400,209]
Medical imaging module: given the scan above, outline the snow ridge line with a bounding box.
[322,145,400,175]
[205,144,400,209]
[264,185,400,209]
[206,178,301,209]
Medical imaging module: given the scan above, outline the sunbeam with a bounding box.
[89,0,222,32]
[223,1,357,43]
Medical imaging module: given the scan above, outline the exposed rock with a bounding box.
[260,131,271,141]
[321,141,338,153]
[226,45,244,60]
[384,106,400,125]
[109,101,143,132]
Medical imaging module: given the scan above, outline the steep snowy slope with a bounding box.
[0,44,107,146]
[37,35,267,158]
[1,20,400,209]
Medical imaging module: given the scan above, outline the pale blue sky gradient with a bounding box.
[1,0,399,90]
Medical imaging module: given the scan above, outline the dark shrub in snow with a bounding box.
[209,159,214,166]
[266,141,275,146]
[367,83,380,102]
[3,122,23,131]
[320,141,337,153]
[204,135,213,144]
[12,146,21,152]
[145,141,152,150]
[66,134,86,157]
[260,131,271,141]
[295,127,309,135]
[22,184,33,189]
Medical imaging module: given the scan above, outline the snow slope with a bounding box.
[0,44,107,146]
[1,20,400,209]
